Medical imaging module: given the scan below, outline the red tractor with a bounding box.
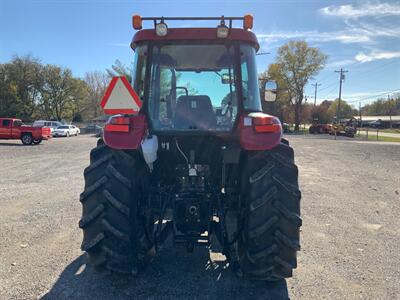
[79,15,301,281]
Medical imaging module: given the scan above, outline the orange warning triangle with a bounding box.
[100,76,142,115]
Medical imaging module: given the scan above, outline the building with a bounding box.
[353,115,400,128]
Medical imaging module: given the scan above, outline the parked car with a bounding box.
[33,120,63,133]
[83,124,103,136]
[282,123,292,133]
[0,118,52,145]
[53,125,80,137]
[370,119,385,129]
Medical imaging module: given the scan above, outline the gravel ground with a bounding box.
[0,135,399,300]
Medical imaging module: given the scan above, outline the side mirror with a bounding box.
[264,80,277,102]
[221,73,234,84]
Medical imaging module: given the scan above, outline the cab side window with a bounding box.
[2,120,11,127]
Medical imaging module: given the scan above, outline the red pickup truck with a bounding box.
[0,118,52,145]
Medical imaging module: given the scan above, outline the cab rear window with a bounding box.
[13,120,22,127]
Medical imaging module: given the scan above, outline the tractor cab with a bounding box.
[130,16,264,133]
[102,16,278,141]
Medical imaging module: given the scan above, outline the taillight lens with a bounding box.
[243,112,282,133]
[110,116,130,125]
[105,116,130,132]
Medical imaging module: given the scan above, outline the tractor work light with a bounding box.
[217,24,229,38]
[155,21,168,36]
[243,14,253,30]
[132,14,142,30]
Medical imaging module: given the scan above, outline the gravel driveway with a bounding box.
[0,135,399,299]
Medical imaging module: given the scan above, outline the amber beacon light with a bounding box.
[243,14,253,30]
[132,14,142,29]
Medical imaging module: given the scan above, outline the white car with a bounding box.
[33,120,63,134]
[53,125,80,137]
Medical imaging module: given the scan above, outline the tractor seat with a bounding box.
[174,95,217,130]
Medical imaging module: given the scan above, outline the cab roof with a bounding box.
[0,118,20,121]
[131,28,260,51]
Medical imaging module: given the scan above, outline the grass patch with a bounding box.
[284,125,309,134]
[357,134,400,143]
[358,128,400,134]
[380,128,400,134]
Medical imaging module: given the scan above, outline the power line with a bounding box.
[316,81,337,93]
[351,59,395,79]
[316,60,360,85]
[316,59,396,91]
[347,89,400,104]
[318,83,339,99]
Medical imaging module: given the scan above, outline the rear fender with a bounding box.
[103,115,147,150]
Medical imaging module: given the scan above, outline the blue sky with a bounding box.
[0,0,399,106]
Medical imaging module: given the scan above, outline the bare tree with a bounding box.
[84,71,109,119]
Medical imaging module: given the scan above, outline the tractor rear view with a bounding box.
[79,15,302,281]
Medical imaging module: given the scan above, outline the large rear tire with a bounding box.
[238,142,301,280]
[79,139,154,275]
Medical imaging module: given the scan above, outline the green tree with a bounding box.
[327,99,357,120]
[40,65,89,121]
[263,64,292,123]
[0,55,44,121]
[68,78,90,121]
[311,100,334,124]
[362,96,400,116]
[0,64,21,118]
[272,41,327,131]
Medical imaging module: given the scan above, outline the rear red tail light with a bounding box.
[239,112,282,150]
[243,112,281,133]
[254,124,281,133]
[110,116,130,125]
[254,117,281,132]
[105,116,130,132]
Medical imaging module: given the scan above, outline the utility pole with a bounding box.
[312,83,321,107]
[359,102,362,126]
[388,94,393,128]
[335,68,348,122]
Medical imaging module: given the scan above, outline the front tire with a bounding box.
[79,139,154,274]
[33,139,42,144]
[237,142,301,280]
